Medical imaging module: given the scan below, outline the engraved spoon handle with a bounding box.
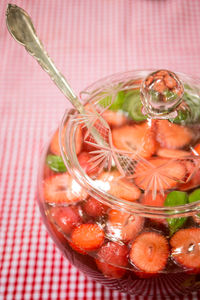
[6,3,85,114]
[6,3,111,150]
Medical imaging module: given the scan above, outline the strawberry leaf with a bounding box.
[164,191,188,236]
[46,155,67,172]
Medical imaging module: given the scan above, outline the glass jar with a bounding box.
[38,70,200,297]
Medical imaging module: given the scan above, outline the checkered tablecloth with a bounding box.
[1,0,200,299]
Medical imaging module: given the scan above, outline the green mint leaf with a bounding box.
[122,90,147,122]
[167,217,187,236]
[162,90,178,102]
[170,85,200,124]
[46,155,67,172]
[99,91,125,111]
[164,191,188,235]
[189,188,200,217]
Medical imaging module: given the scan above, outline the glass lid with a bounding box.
[60,69,200,217]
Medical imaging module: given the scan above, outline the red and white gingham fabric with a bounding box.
[1,0,200,299]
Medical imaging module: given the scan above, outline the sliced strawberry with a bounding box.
[71,223,104,252]
[141,192,167,225]
[49,206,82,235]
[194,143,200,155]
[97,170,141,202]
[156,120,193,149]
[112,123,157,158]
[82,118,110,152]
[141,192,166,207]
[95,241,128,279]
[157,148,191,159]
[82,197,108,218]
[95,260,126,279]
[43,174,88,204]
[129,231,169,274]
[102,110,127,128]
[50,125,83,156]
[134,157,186,191]
[107,209,144,242]
[68,240,87,255]
[170,228,200,272]
[179,160,200,191]
[78,151,100,176]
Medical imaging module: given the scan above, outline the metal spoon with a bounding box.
[6,3,135,177]
[6,3,108,147]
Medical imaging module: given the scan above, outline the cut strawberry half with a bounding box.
[141,192,166,207]
[156,120,193,149]
[179,160,200,191]
[82,118,110,152]
[141,192,167,225]
[50,124,83,156]
[68,240,87,255]
[43,174,88,204]
[82,197,108,218]
[97,170,141,202]
[112,123,157,158]
[194,143,200,155]
[71,223,105,252]
[170,228,200,272]
[95,260,126,279]
[78,151,100,176]
[157,148,191,159]
[134,157,186,192]
[107,209,144,242]
[129,231,169,274]
[49,206,82,235]
[102,110,127,128]
[95,241,128,279]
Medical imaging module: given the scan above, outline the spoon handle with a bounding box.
[6,4,84,114]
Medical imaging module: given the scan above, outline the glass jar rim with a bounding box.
[60,69,200,218]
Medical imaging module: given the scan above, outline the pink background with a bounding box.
[1,0,200,299]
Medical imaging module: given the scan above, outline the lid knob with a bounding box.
[141,70,184,118]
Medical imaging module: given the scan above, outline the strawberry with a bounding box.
[82,116,110,152]
[95,260,126,279]
[170,228,200,272]
[157,148,190,159]
[112,123,157,158]
[179,160,200,191]
[194,143,200,155]
[71,223,104,252]
[156,120,193,149]
[97,170,141,202]
[107,209,144,242]
[129,231,169,274]
[102,110,127,128]
[43,174,88,204]
[95,241,128,279]
[82,197,108,218]
[141,192,167,225]
[78,151,100,176]
[49,206,82,235]
[134,157,186,191]
[141,192,166,207]
[68,240,87,255]
[50,124,82,156]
